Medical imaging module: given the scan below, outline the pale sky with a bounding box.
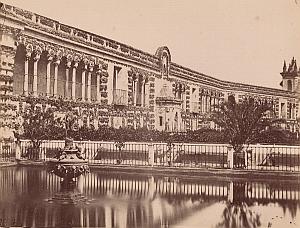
[2,0,300,89]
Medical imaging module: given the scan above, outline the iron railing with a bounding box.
[243,145,300,172]
[3,140,300,172]
[0,142,15,161]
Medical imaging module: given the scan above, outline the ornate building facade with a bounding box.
[0,3,299,140]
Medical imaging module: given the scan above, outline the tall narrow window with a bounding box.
[159,116,163,126]
[287,80,292,91]
[113,66,127,105]
[113,66,121,91]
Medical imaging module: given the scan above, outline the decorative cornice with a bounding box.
[19,35,108,69]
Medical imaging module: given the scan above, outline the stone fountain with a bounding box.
[48,138,89,181]
[46,111,90,203]
[47,137,90,204]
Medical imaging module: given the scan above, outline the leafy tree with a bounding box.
[211,96,281,152]
[21,102,61,159]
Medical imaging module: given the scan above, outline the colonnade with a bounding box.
[21,50,102,102]
[132,74,149,107]
[199,92,222,114]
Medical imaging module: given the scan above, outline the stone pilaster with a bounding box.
[127,69,134,105]
[100,62,108,105]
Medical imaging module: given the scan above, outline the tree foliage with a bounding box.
[21,102,61,148]
[211,96,282,152]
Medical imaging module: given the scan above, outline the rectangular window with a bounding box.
[159,116,163,126]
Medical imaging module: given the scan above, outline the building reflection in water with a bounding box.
[0,167,299,227]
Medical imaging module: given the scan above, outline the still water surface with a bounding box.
[0,167,299,227]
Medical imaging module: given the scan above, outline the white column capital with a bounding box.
[54,59,60,66]
[73,61,79,68]
[47,54,54,62]
[25,51,31,60]
[96,69,102,75]
[82,64,88,72]
[88,66,94,72]
[66,61,72,68]
[33,54,40,62]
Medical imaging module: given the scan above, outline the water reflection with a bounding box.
[0,167,299,227]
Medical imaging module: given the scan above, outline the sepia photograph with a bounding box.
[0,0,299,227]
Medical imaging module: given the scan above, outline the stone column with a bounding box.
[23,51,31,96]
[72,62,78,100]
[96,69,101,102]
[87,65,93,102]
[133,78,138,106]
[144,82,149,107]
[33,54,40,97]
[53,59,60,96]
[182,90,186,110]
[65,61,71,98]
[206,95,210,113]
[46,55,53,96]
[209,96,212,113]
[202,95,206,113]
[81,65,87,100]
[141,77,145,107]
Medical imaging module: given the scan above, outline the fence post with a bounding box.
[227,145,234,169]
[148,142,154,166]
[15,139,21,160]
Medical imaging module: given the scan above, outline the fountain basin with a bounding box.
[47,138,90,180]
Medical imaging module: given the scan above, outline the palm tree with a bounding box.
[211,96,281,153]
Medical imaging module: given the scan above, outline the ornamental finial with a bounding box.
[283,60,287,72]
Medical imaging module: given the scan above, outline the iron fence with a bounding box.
[152,143,228,168]
[0,142,15,162]
[3,140,300,172]
[244,145,300,172]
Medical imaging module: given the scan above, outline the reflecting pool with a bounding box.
[0,167,299,227]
